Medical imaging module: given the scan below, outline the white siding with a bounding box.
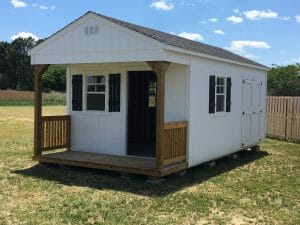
[165,63,188,122]
[30,14,164,65]
[187,57,266,167]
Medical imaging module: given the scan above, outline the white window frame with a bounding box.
[85,74,109,112]
[215,76,227,113]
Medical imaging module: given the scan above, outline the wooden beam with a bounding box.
[146,61,170,171]
[34,64,50,156]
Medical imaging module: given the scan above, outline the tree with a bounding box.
[42,66,66,92]
[0,41,11,89]
[0,37,36,90]
[267,64,300,96]
[0,37,66,92]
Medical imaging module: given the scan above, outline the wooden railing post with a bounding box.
[34,64,50,156]
[146,61,170,171]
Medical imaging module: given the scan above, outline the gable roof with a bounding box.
[92,12,268,69]
[31,11,268,70]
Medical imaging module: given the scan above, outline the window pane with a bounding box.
[216,95,225,112]
[149,96,156,107]
[217,86,224,94]
[149,81,156,96]
[217,77,224,85]
[87,94,105,111]
[96,85,105,92]
[88,76,96,83]
[96,76,105,83]
[87,85,95,92]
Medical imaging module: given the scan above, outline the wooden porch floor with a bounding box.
[33,151,187,177]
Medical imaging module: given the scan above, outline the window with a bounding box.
[209,75,231,114]
[215,77,226,112]
[86,75,106,111]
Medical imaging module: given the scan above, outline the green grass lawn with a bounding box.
[0,105,299,225]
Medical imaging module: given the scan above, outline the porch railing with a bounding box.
[41,115,71,151]
[164,121,187,166]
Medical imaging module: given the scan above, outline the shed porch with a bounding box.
[33,62,188,177]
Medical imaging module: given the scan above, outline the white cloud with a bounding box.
[214,29,224,35]
[39,5,55,10]
[227,16,244,24]
[179,0,206,7]
[243,9,278,20]
[233,8,240,14]
[296,15,300,23]
[10,0,27,8]
[280,17,290,21]
[244,54,260,60]
[227,40,270,53]
[208,18,218,23]
[40,5,48,10]
[178,32,204,41]
[32,3,55,10]
[11,32,39,41]
[179,0,195,6]
[150,1,174,11]
[201,17,218,24]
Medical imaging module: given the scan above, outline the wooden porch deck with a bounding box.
[33,151,187,177]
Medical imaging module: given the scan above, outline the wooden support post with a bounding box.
[146,61,170,171]
[34,64,50,157]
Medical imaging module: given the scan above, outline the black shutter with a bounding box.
[226,77,232,112]
[209,75,216,113]
[109,74,121,112]
[72,75,82,111]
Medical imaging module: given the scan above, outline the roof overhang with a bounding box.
[162,45,269,71]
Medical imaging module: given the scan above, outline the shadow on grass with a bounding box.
[13,149,268,197]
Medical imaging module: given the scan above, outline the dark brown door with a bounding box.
[127,71,156,157]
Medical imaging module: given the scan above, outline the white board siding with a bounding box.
[30,14,164,65]
[165,63,188,122]
[187,57,266,167]
[71,113,125,155]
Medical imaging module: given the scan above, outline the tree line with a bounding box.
[0,37,65,92]
[0,37,299,96]
[267,64,300,96]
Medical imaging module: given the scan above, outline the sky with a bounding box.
[1,0,299,66]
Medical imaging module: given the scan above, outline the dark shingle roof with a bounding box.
[92,12,268,69]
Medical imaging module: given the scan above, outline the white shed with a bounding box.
[29,11,268,177]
